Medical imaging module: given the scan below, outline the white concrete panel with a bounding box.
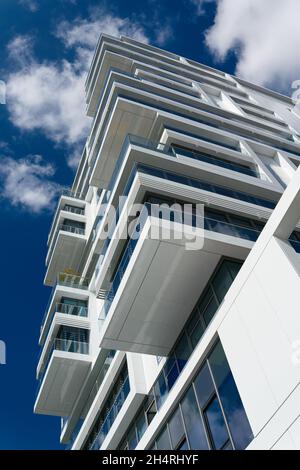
[219,303,277,435]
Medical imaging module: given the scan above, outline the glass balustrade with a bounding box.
[100,203,261,319]
[40,275,89,337]
[94,146,276,281]
[89,376,130,450]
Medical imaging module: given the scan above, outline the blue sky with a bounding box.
[0,0,299,450]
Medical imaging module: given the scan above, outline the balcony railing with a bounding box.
[61,188,84,199]
[40,274,90,337]
[59,224,85,235]
[40,302,88,345]
[100,203,261,318]
[89,376,130,450]
[56,303,88,317]
[37,338,89,385]
[56,273,89,289]
[48,189,85,244]
[173,146,259,178]
[97,134,274,227]
[63,206,85,215]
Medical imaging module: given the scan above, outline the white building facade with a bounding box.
[34,34,300,451]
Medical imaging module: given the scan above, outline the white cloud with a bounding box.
[154,24,173,47]
[7,34,35,67]
[18,0,39,12]
[190,0,215,15]
[0,154,60,213]
[55,13,150,51]
[193,0,300,92]
[6,11,170,167]
[7,58,90,146]
[6,33,91,150]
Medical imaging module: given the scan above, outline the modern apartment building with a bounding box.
[34,34,300,451]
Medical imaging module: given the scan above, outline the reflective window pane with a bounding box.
[190,317,205,348]
[177,438,189,450]
[212,263,233,303]
[154,374,168,409]
[194,362,215,408]
[186,308,200,334]
[136,411,147,441]
[204,395,230,450]
[156,427,172,450]
[175,333,192,371]
[127,428,137,450]
[226,260,242,280]
[181,386,209,450]
[202,296,219,326]
[209,342,253,450]
[168,408,185,449]
[165,362,180,390]
[146,400,157,425]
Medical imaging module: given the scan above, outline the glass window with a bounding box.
[204,396,230,450]
[127,428,137,450]
[166,172,187,185]
[181,386,209,450]
[228,214,253,228]
[212,263,234,303]
[145,398,157,425]
[154,374,168,410]
[156,427,172,450]
[177,438,189,450]
[189,317,205,348]
[174,332,192,371]
[194,362,215,408]
[205,209,228,223]
[140,165,162,178]
[136,411,147,441]
[199,288,219,326]
[203,297,219,326]
[223,441,233,450]
[165,362,180,390]
[226,260,242,280]
[168,408,185,449]
[209,342,253,450]
[186,308,200,335]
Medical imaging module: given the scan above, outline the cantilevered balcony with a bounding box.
[35,325,91,417]
[39,273,90,345]
[45,209,87,286]
[97,203,259,356]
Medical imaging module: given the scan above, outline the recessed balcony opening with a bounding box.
[40,293,89,347]
[58,297,88,317]
[171,144,259,179]
[60,219,85,236]
[63,204,85,216]
[45,218,87,287]
[55,326,89,354]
